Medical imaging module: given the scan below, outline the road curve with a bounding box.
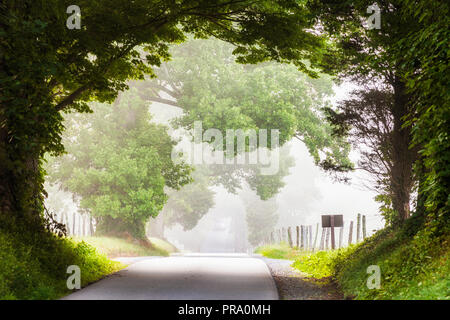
[62,253,278,300]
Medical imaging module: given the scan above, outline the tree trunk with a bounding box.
[390,78,417,224]
[0,135,45,233]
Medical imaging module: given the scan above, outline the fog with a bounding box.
[150,85,384,253]
[44,71,384,254]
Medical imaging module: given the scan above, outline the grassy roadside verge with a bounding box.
[258,226,449,299]
[0,229,124,300]
[75,236,177,258]
[256,242,307,260]
[0,228,178,300]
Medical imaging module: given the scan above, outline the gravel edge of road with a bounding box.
[256,256,345,300]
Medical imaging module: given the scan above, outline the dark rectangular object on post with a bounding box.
[321,215,343,228]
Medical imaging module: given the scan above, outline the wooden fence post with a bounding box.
[78,214,82,236]
[287,227,293,247]
[313,223,319,251]
[330,216,336,250]
[356,213,361,243]
[65,212,71,235]
[83,215,87,237]
[320,227,325,250]
[325,227,330,250]
[309,225,313,251]
[339,225,344,248]
[72,211,76,235]
[300,225,304,249]
[90,216,95,236]
[304,226,308,250]
[362,215,367,239]
[296,226,300,248]
[348,220,353,246]
[65,213,69,235]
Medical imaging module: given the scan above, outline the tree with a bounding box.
[240,188,278,246]
[46,89,192,240]
[139,38,351,171]
[309,1,422,223]
[159,167,215,232]
[1,0,328,233]
[393,1,449,232]
[324,84,418,226]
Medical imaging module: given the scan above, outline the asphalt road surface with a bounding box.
[63,254,278,300]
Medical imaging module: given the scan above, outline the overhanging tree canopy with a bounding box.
[0,0,331,230]
[139,38,351,171]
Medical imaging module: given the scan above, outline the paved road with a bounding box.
[63,254,278,300]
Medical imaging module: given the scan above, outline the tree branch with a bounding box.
[147,96,179,107]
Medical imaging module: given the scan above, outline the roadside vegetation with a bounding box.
[256,242,306,261]
[76,236,177,258]
[258,221,449,300]
[0,227,178,300]
[0,228,123,300]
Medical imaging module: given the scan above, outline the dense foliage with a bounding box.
[0,0,329,233]
[309,0,449,228]
[395,1,449,231]
[46,89,192,240]
[142,38,351,169]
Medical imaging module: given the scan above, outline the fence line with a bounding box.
[261,214,369,251]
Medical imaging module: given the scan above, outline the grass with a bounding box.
[0,227,178,299]
[0,228,124,300]
[292,247,356,279]
[256,223,449,300]
[292,227,450,299]
[148,237,178,254]
[75,236,177,258]
[256,242,308,260]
